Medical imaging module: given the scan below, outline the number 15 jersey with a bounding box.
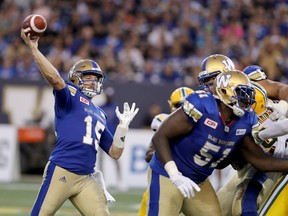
[49,83,113,175]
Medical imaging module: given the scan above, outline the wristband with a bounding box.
[113,124,128,148]
[164,161,179,177]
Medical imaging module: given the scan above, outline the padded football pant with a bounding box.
[146,168,221,216]
[259,174,288,216]
[31,161,109,216]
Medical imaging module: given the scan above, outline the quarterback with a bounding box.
[21,29,138,215]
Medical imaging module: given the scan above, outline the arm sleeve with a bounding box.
[99,128,113,154]
[182,92,204,124]
[53,84,73,118]
[258,118,288,140]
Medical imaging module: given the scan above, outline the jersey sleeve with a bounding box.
[99,128,113,154]
[53,84,75,118]
[182,91,205,124]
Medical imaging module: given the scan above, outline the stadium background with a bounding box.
[0,0,288,215]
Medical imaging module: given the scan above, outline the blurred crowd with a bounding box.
[0,0,288,86]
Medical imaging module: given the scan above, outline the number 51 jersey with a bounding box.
[150,90,258,183]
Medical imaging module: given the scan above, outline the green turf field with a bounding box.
[0,175,145,216]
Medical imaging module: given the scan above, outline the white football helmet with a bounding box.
[214,70,256,117]
[68,59,104,98]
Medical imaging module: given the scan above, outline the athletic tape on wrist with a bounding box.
[113,124,128,148]
[164,161,179,177]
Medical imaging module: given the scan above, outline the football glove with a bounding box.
[170,172,201,198]
[268,100,288,121]
[164,161,200,198]
[115,102,139,128]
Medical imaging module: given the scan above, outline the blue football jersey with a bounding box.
[150,90,258,183]
[49,83,113,175]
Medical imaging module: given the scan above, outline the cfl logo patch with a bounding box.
[204,118,218,129]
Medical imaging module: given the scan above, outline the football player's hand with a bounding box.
[252,131,263,144]
[115,102,139,128]
[170,173,201,198]
[21,28,39,49]
[268,100,288,121]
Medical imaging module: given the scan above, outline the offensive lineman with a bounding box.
[146,70,288,216]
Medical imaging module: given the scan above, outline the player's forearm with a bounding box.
[145,142,155,163]
[242,141,288,173]
[257,156,288,173]
[152,133,173,165]
[109,124,128,159]
[30,47,65,90]
[108,145,124,160]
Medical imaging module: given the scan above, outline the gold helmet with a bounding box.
[214,70,256,117]
[198,54,235,91]
[251,82,268,116]
[168,87,194,112]
[68,59,104,98]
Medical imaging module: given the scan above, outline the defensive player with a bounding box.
[146,70,288,216]
[217,81,288,216]
[258,118,288,216]
[242,65,288,216]
[21,30,139,215]
[138,87,193,216]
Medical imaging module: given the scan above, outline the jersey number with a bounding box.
[194,141,231,167]
[83,116,105,150]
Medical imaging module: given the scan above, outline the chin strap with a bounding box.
[232,105,245,117]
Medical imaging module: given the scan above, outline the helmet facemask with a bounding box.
[68,59,104,98]
[215,70,256,117]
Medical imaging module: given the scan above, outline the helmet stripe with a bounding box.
[91,61,98,69]
[180,88,186,97]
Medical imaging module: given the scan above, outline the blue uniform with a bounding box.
[49,83,113,174]
[150,91,258,184]
[31,83,114,216]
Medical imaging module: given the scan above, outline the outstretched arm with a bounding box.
[241,134,288,172]
[21,29,65,90]
[259,79,288,101]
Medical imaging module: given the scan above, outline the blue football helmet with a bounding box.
[198,54,235,91]
[68,59,104,98]
[243,65,267,81]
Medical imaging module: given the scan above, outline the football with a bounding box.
[22,14,47,39]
